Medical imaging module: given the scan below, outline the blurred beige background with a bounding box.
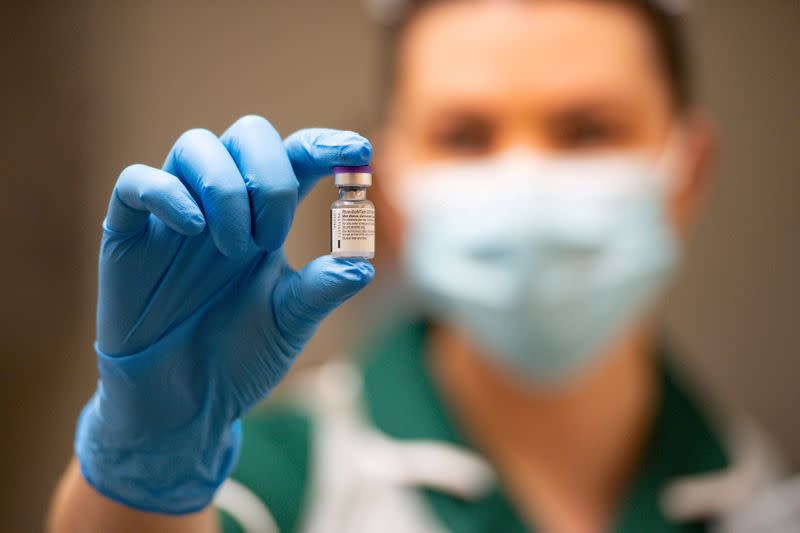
[0,1,797,530]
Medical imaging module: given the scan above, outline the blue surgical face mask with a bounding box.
[391,148,682,383]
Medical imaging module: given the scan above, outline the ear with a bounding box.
[672,111,717,236]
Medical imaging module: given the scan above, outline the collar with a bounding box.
[357,317,729,533]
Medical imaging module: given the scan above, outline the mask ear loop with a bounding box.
[655,124,691,195]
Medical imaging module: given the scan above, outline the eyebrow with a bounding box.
[544,101,635,121]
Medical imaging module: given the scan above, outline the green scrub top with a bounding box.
[220,319,728,533]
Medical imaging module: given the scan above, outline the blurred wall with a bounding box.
[0,4,92,532]
[0,1,797,530]
[669,0,799,463]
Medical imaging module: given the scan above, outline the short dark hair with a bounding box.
[383,0,691,111]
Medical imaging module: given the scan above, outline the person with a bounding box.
[47,0,793,532]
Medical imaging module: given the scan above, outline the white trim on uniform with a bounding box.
[217,358,796,533]
[215,478,280,533]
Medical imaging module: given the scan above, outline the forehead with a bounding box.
[396,0,668,111]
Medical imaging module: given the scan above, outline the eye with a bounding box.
[427,117,494,157]
[548,113,629,152]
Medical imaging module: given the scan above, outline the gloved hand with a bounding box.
[75,116,375,514]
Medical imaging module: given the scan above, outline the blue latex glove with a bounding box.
[75,116,375,514]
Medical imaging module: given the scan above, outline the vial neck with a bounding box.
[339,187,366,200]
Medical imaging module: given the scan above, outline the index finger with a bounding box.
[283,128,372,201]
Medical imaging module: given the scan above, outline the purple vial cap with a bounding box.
[333,165,372,173]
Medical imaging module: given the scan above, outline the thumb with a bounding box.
[272,255,375,352]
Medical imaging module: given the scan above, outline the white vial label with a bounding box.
[331,206,375,256]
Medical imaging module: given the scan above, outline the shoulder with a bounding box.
[217,406,313,533]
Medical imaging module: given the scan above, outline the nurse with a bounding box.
[48,1,789,532]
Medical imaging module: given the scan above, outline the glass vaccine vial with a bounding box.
[330,165,375,259]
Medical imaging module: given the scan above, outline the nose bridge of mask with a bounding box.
[390,136,689,245]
